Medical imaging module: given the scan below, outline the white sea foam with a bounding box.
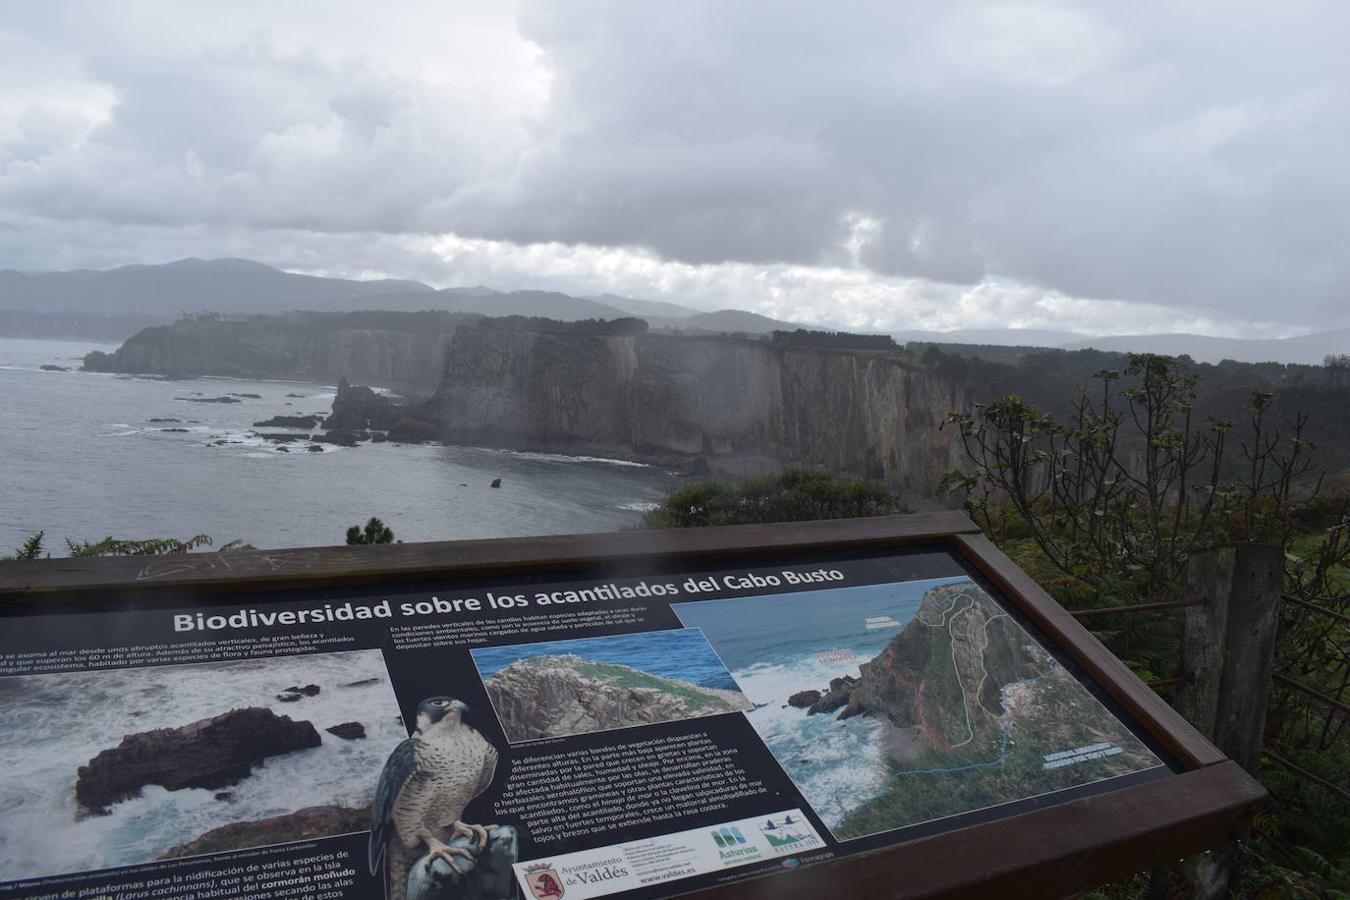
[618,501,659,512]
[0,649,405,880]
[732,656,889,829]
[483,448,649,467]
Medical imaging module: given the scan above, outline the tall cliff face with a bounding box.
[81,312,475,393]
[421,328,967,493]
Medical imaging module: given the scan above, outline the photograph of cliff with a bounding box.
[471,629,751,742]
[0,649,405,881]
[675,578,1165,840]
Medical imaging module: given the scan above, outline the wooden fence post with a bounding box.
[1178,543,1284,774]
[1176,548,1235,743]
[1210,543,1284,774]
[1170,543,1283,897]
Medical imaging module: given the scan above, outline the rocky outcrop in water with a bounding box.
[484,654,751,741]
[324,380,406,431]
[158,804,372,859]
[806,676,857,715]
[326,722,366,740]
[254,414,325,429]
[75,707,322,815]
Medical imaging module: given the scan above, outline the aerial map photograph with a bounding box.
[472,629,752,741]
[676,578,1164,838]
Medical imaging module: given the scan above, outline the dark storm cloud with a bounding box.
[480,2,1350,324]
[1,2,1347,328]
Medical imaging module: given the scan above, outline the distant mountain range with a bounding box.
[0,257,431,315]
[1061,331,1349,366]
[0,257,808,337]
[899,327,1348,364]
[0,258,1342,365]
[893,328,1087,349]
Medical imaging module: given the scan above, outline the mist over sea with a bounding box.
[0,337,678,552]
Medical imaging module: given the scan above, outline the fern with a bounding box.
[65,534,214,557]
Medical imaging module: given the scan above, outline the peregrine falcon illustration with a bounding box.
[370,697,500,900]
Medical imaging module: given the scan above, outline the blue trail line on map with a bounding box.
[851,665,1060,811]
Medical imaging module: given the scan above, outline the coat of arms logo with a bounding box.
[524,862,565,899]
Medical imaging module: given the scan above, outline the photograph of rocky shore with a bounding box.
[0,649,404,880]
[472,629,751,742]
[676,578,1163,839]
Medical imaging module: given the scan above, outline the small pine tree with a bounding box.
[346,517,397,545]
[5,531,47,560]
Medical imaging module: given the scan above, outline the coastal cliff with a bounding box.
[418,327,966,493]
[483,654,752,741]
[83,313,972,492]
[81,311,477,392]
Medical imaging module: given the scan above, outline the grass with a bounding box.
[569,659,729,710]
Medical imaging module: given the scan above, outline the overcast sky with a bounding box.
[2,2,1347,336]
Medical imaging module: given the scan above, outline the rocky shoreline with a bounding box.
[75,707,322,815]
[158,804,372,860]
[189,377,711,472]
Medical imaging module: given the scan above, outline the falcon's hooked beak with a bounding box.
[443,700,468,726]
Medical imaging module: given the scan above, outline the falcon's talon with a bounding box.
[451,819,492,850]
[423,836,474,872]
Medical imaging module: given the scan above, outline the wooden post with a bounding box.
[1178,543,1284,774]
[1210,543,1284,774]
[1177,547,1235,742]
[1172,543,1283,897]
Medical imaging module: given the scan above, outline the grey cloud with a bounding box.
[485,2,1350,323]
[1,1,1347,329]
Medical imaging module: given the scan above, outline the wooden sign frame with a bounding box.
[0,512,1265,899]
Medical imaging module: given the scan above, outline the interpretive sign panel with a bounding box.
[0,514,1265,899]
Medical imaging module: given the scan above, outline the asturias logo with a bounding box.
[710,825,761,863]
[709,826,747,848]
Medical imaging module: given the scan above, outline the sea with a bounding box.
[0,337,680,554]
[0,649,403,880]
[470,628,742,692]
[674,576,970,829]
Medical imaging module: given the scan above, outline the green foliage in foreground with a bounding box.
[12,531,45,560]
[66,534,215,557]
[2,516,399,560]
[939,354,1349,896]
[5,531,253,560]
[642,469,909,529]
[345,516,397,545]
